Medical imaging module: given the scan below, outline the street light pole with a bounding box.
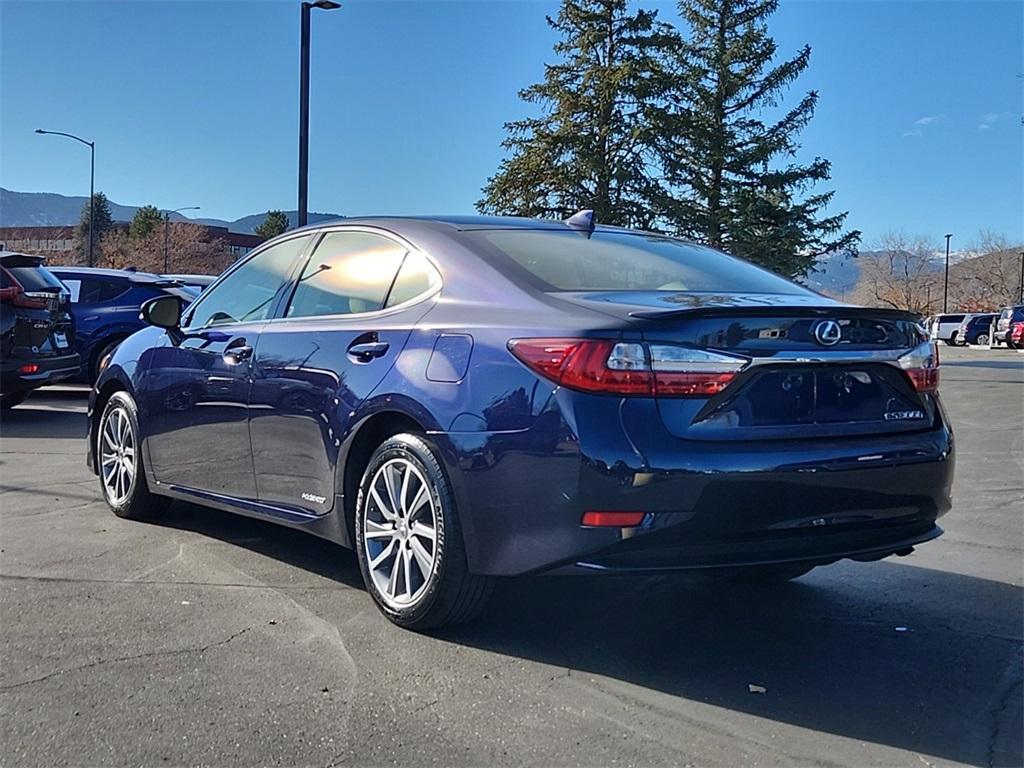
[163,206,201,273]
[297,0,340,228]
[942,233,952,313]
[35,129,96,267]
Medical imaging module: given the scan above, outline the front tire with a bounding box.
[97,391,168,520]
[976,333,989,346]
[355,433,493,630]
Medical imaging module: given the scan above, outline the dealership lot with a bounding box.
[1,346,1021,767]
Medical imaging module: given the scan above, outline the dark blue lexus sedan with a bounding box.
[87,214,953,629]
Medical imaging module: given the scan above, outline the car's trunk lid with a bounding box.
[555,291,934,441]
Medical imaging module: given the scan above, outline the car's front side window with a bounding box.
[185,235,311,329]
[284,231,407,318]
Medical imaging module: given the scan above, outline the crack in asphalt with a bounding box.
[986,650,1024,768]
[0,626,253,691]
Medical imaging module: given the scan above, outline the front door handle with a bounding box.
[223,345,253,365]
[347,340,389,362]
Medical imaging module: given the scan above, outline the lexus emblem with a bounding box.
[813,319,843,346]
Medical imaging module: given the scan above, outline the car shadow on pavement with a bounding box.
[149,499,1021,767]
[153,501,366,591]
[445,566,1023,768]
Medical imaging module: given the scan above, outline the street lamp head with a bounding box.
[945,233,953,240]
[310,1,341,9]
[34,129,45,134]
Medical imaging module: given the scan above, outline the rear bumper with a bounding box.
[446,394,954,577]
[549,522,943,574]
[1,353,81,394]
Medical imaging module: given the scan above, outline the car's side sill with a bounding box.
[163,484,321,524]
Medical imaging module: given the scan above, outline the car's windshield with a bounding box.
[463,229,808,294]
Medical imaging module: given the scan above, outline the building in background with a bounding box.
[0,224,264,263]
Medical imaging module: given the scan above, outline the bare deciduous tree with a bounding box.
[100,223,233,275]
[852,232,940,313]
[948,230,1023,310]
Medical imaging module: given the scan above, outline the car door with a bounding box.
[249,228,441,515]
[140,234,313,501]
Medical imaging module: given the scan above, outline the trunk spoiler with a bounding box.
[630,305,923,324]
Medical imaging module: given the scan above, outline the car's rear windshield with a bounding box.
[462,229,807,294]
[5,264,66,292]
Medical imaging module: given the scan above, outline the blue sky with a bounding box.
[1,0,1020,248]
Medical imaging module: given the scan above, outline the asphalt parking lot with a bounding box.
[1,346,1021,768]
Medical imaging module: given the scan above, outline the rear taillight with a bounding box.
[0,286,48,309]
[507,339,748,397]
[898,340,939,392]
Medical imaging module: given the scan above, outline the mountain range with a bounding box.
[0,188,341,234]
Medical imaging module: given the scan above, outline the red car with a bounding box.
[1010,321,1024,349]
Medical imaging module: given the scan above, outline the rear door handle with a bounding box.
[347,340,390,362]
[223,345,253,365]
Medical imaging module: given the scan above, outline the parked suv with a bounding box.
[0,252,80,408]
[929,313,967,345]
[49,267,197,381]
[955,313,998,346]
[993,305,1024,348]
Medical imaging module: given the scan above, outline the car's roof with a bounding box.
[291,214,637,235]
[48,266,174,284]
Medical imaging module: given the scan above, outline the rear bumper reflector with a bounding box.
[581,511,647,528]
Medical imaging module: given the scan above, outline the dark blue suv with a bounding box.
[49,267,197,381]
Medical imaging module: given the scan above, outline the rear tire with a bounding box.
[355,433,493,630]
[943,335,957,346]
[97,391,169,520]
[0,391,28,410]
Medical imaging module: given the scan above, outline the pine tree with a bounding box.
[76,192,114,259]
[255,210,289,239]
[653,0,859,277]
[478,0,670,228]
[129,205,163,239]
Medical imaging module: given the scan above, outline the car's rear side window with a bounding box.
[285,231,407,318]
[385,252,441,309]
[78,277,129,303]
[463,229,807,294]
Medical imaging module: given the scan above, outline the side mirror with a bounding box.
[140,295,182,330]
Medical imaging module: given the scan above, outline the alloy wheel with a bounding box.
[363,457,439,609]
[100,405,136,505]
